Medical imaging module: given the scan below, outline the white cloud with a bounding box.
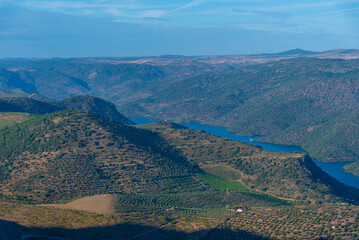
[80,9,96,15]
[172,0,206,12]
[102,8,124,16]
[141,10,167,18]
[255,0,359,12]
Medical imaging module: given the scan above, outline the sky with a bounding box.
[0,0,359,57]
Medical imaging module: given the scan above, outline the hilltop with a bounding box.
[0,95,134,125]
[56,95,134,125]
[0,110,193,202]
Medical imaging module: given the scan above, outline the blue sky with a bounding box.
[1,0,359,57]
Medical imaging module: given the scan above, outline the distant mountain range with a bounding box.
[1,48,359,104]
[262,48,359,58]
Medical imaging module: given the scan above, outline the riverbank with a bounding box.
[130,117,359,189]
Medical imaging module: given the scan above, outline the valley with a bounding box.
[2,51,359,175]
[0,50,359,239]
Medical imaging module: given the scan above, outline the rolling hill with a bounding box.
[0,110,194,202]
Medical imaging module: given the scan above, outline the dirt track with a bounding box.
[42,194,115,214]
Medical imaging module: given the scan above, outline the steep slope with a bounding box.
[0,95,134,125]
[140,121,359,204]
[0,111,194,202]
[0,97,62,114]
[17,69,91,99]
[27,93,56,103]
[56,95,134,125]
[125,58,359,168]
[0,68,37,93]
[0,58,240,105]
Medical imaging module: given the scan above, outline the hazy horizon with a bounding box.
[1,0,358,58]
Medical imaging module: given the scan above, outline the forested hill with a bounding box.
[0,97,62,115]
[124,58,359,176]
[0,95,134,125]
[56,95,134,125]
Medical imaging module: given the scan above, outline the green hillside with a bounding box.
[0,110,194,202]
[138,121,359,204]
[1,111,356,205]
[0,97,62,114]
[0,113,357,239]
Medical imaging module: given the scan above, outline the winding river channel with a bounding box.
[130,117,359,189]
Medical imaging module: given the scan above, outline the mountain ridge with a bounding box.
[0,95,134,125]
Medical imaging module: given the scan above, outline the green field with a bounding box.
[200,165,242,181]
[0,112,30,129]
[195,172,248,191]
[0,119,17,129]
[2,112,29,116]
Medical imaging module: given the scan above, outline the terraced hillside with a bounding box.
[138,121,359,204]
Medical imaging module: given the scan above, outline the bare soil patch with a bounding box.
[42,194,115,214]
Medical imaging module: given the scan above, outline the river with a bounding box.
[130,117,359,189]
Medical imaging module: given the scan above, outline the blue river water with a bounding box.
[130,117,359,189]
